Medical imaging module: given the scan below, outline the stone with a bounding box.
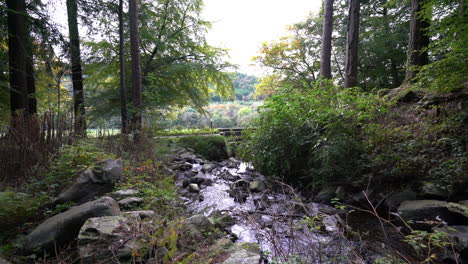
[78,216,130,244]
[189,184,200,193]
[0,258,11,264]
[183,214,215,242]
[448,202,468,219]
[313,187,336,203]
[209,211,234,230]
[110,189,140,200]
[434,226,468,261]
[202,163,216,173]
[384,190,417,210]
[420,182,450,198]
[249,181,266,192]
[118,197,144,209]
[222,243,262,264]
[177,162,193,171]
[24,197,120,252]
[77,216,142,263]
[220,171,239,181]
[180,151,198,163]
[54,159,123,204]
[122,210,155,220]
[397,200,467,226]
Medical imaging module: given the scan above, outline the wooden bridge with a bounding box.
[217,128,248,137]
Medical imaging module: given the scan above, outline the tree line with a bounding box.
[1,0,233,135]
[255,0,466,96]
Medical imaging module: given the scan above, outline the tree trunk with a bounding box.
[404,0,430,83]
[119,0,128,134]
[129,0,142,133]
[7,0,28,116]
[344,0,360,88]
[25,31,37,114]
[320,0,334,79]
[66,0,86,136]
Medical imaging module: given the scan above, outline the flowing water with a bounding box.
[175,156,357,263]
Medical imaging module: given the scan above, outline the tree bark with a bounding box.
[344,0,360,88]
[119,0,128,134]
[404,0,430,83]
[129,0,142,133]
[66,0,86,136]
[320,0,334,79]
[7,0,28,116]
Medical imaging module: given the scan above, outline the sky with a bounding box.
[202,0,322,75]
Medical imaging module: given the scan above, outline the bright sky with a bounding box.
[202,0,322,75]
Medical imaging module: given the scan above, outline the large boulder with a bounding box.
[397,200,468,226]
[384,190,417,210]
[24,197,120,253]
[54,159,123,204]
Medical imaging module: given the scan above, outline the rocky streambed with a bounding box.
[171,149,360,263]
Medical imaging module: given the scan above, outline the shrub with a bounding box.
[176,135,228,160]
[238,82,385,189]
[0,191,47,239]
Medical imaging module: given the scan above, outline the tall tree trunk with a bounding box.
[129,0,142,133]
[320,0,334,79]
[66,0,86,136]
[7,0,28,117]
[119,0,128,134]
[404,0,430,83]
[344,0,360,88]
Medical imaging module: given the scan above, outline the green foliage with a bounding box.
[416,0,467,92]
[403,229,451,263]
[119,159,179,217]
[239,82,385,188]
[37,141,115,195]
[0,191,48,239]
[177,135,228,160]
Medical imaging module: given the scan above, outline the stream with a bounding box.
[173,151,359,263]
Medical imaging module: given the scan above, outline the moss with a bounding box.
[176,136,228,160]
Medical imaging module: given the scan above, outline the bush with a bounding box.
[0,191,47,239]
[176,135,228,160]
[239,82,385,189]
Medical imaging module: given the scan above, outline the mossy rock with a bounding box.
[176,136,228,160]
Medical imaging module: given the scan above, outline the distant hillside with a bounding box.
[211,72,259,102]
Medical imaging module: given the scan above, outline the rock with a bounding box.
[459,200,468,207]
[229,180,250,202]
[313,187,336,203]
[118,197,144,209]
[25,197,120,252]
[202,163,216,173]
[54,159,123,204]
[434,225,468,261]
[397,200,467,226]
[161,166,174,176]
[180,151,198,163]
[420,182,451,198]
[77,216,142,263]
[349,189,374,203]
[448,202,468,219]
[222,243,262,264]
[189,183,200,193]
[373,257,407,264]
[78,216,130,244]
[384,190,417,210]
[183,214,215,242]
[177,162,193,171]
[220,171,239,181]
[122,210,155,220]
[182,179,190,188]
[209,211,234,230]
[0,258,11,264]
[110,189,140,200]
[249,181,266,192]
